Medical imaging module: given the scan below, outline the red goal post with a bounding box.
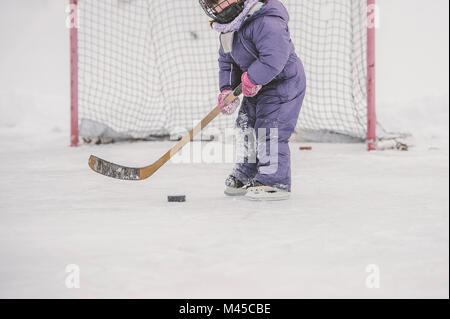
[70,0,79,147]
[367,0,377,151]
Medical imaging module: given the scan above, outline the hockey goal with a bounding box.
[69,0,378,149]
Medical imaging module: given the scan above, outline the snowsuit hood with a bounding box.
[245,0,290,25]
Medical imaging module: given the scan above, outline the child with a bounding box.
[199,0,306,200]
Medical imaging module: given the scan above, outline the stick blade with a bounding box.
[88,155,141,180]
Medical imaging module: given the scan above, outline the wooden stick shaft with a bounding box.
[140,84,242,179]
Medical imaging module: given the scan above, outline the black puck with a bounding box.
[168,195,186,202]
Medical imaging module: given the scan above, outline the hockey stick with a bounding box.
[88,84,242,180]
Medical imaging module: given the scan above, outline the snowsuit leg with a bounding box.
[231,85,305,191]
[253,88,305,192]
[231,97,258,184]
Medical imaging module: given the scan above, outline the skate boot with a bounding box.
[245,180,290,201]
[224,175,248,196]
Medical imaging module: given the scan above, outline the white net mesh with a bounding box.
[76,0,370,142]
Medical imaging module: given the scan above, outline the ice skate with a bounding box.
[224,175,248,196]
[245,180,290,201]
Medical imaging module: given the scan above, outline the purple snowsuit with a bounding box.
[218,0,306,191]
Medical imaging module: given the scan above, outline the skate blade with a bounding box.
[244,186,290,201]
[245,194,290,201]
[224,186,247,197]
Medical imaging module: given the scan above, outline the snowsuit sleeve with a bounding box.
[218,45,242,92]
[247,16,291,86]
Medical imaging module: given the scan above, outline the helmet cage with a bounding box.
[199,0,246,24]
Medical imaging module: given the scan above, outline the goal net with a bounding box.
[70,0,377,145]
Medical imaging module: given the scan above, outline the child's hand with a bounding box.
[218,90,240,115]
[241,72,262,97]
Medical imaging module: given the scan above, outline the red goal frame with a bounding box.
[70,0,79,147]
[70,0,377,150]
[367,0,377,151]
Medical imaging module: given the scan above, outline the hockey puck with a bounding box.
[168,195,186,203]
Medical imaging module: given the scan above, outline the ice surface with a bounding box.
[0,132,448,298]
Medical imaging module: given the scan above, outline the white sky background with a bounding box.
[377,0,449,102]
[0,0,448,128]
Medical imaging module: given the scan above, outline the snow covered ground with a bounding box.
[0,127,448,298]
[0,0,448,299]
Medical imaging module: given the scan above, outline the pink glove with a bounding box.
[218,90,240,115]
[241,72,262,97]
